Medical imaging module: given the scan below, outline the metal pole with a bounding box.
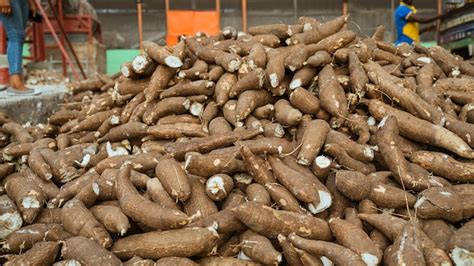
[34,0,80,81]
[46,0,87,79]
[242,0,247,32]
[137,0,144,51]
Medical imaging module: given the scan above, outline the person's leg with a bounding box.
[1,0,28,90]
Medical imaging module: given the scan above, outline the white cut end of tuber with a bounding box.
[106,142,129,157]
[64,259,82,266]
[76,153,91,168]
[285,38,291,45]
[451,69,461,77]
[308,190,332,214]
[228,59,242,72]
[315,155,331,168]
[270,73,279,88]
[0,212,23,239]
[165,56,183,68]
[364,147,375,160]
[207,175,226,195]
[110,115,120,125]
[290,79,302,90]
[450,247,474,266]
[361,253,379,266]
[132,55,148,72]
[190,102,204,117]
[121,66,130,77]
[416,57,432,64]
[178,71,186,78]
[21,196,40,209]
[367,116,376,126]
[273,124,285,138]
[238,251,252,261]
[321,256,334,266]
[92,182,100,195]
[298,158,310,166]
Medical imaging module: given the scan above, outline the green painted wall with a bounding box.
[106,49,140,75]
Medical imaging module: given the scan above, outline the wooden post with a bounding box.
[242,0,247,32]
[137,0,144,51]
[342,0,348,16]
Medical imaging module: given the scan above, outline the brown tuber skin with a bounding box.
[61,236,121,265]
[240,230,282,265]
[155,157,191,201]
[115,164,190,230]
[4,241,60,266]
[61,199,112,248]
[3,15,474,265]
[297,119,330,165]
[289,233,366,266]
[233,202,332,240]
[245,183,271,205]
[111,225,219,260]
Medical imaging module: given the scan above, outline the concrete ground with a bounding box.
[0,84,69,124]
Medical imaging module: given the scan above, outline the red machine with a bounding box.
[0,0,101,82]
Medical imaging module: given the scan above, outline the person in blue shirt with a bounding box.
[395,0,444,45]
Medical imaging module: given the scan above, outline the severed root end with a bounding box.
[321,256,333,266]
[308,190,332,214]
[165,56,183,68]
[121,65,131,77]
[178,71,187,78]
[270,73,279,88]
[297,158,310,166]
[450,247,473,266]
[21,196,40,209]
[289,79,302,90]
[207,175,226,195]
[190,102,204,117]
[132,55,148,72]
[227,59,242,72]
[315,155,331,168]
[238,251,253,261]
[0,212,23,239]
[361,253,379,266]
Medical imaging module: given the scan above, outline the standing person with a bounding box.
[394,0,444,45]
[0,0,40,95]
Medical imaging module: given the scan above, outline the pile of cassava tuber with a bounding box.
[1,15,474,265]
